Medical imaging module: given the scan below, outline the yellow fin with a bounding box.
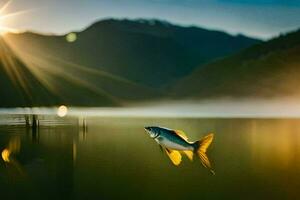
[194,133,215,174]
[183,150,193,161]
[165,148,182,166]
[174,130,188,141]
[198,150,215,175]
[198,150,211,169]
[199,133,214,153]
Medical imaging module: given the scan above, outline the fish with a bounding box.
[144,126,215,174]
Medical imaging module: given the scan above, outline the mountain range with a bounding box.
[173,29,300,99]
[5,19,259,88]
[1,18,299,107]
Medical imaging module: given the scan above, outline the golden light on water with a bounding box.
[66,32,77,42]
[1,148,10,162]
[57,105,68,117]
[248,120,300,170]
[73,140,77,164]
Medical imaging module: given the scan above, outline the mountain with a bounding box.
[173,29,300,98]
[5,18,260,88]
[0,37,158,107]
[0,18,262,107]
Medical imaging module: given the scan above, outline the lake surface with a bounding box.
[1,116,300,199]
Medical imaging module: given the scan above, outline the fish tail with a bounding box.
[193,133,215,175]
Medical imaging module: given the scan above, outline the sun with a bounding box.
[0,0,29,35]
[0,18,13,35]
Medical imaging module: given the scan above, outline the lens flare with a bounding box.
[1,148,10,162]
[57,105,68,117]
[66,32,77,42]
[0,0,30,34]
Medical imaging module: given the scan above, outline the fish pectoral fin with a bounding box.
[183,150,193,161]
[174,130,188,141]
[165,148,182,166]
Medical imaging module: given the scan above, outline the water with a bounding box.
[1,116,300,199]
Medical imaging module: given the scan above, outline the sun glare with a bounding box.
[0,0,28,35]
[0,19,11,35]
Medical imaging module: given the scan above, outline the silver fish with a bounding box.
[145,126,214,174]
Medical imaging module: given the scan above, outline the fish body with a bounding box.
[152,127,193,151]
[145,126,215,174]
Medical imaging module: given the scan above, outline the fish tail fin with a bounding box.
[193,133,215,175]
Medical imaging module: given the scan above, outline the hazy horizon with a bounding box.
[1,0,300,39]
[10,17,268,40]
[2,99,300,118]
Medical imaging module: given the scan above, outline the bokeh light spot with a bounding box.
[66,32,77,43]
[1,148,10,162]
[57,105,68,117]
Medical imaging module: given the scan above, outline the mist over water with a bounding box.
[1,99,300,118]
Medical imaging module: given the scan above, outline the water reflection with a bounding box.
[78,117,88,142]
[2,148,10,162]
[0,119,81,199]
[74,117,87,165]
[73,140,77,165]
[1,136,25,178]
[2,136,21,161]
[249,119,300,170]
[1,117,300,199]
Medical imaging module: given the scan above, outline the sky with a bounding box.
[1,0,300,39]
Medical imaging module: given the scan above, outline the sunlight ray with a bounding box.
[3,35,157,102]
[2,37,122,104]
[4,35,157,94]
[0,38,31,96]
[0,26,18,33]
[0,0,12,14]
[0,9,33,20]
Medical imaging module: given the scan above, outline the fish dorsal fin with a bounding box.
[165,148,182,166]
[174,130,188,141]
